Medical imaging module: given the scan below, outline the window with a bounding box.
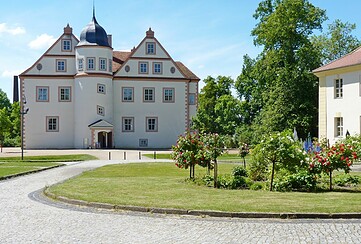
[139,62,148,74]
[97,105,105,116]
[37,86,49,102]
[335,117,343,137]
[122,117,134,132]
[153,62,162,74]
[109,59,112,72]
[163,88,175,103]
[87,57,95,70]
[99,58,107,71]
[146,42,155,54]
[189,93,196,105]
[143,88,155,102]
[146,117,158,132]
[62,39,71,51]
[46,116,59,132]
[97,84,106,94]
[78,59,84,71]
[59,87,71,102]
[335,79,343,98]
[122,87,134,102]
[139,139,148,147]
[56,59,66,72]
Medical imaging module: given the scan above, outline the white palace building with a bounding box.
[19,13,199,149]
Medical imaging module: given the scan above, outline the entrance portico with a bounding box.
[88,119,114,149]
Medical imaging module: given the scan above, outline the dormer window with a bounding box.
[146,42,156,55]
[62,39,71,51]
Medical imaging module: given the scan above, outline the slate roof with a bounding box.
[313,46,361,73]
[78,16,110,47]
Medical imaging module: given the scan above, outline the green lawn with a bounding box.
[0,154,98,178]
[143,152,247,162]
[48,162,361,213]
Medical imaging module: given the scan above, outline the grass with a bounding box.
[0,154,98,162]
[48,162,361,213]
[143,152,247,162]
[0,154,98,178]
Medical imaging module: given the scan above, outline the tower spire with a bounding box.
[92,0,95,19]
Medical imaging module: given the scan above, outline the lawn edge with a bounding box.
[0,164,64,181]
[43,188,361,219]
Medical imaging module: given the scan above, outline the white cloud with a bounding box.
[1,70,22,78]
[28,34,56,50]
[0,23,26,35]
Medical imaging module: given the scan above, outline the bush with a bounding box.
[232,166,248,177]
[334,174,360,187]
[248,160,269,181]
[216,174,248,189]
[273,171,317,192]
[250,181,266,191]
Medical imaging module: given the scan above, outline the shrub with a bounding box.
[334,174,360,187]
[250,182,266,191]
[232,166,248,177]
[273,171,317,192]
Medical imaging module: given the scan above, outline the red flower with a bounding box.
[310,163,314,168]
[341,156,345,161]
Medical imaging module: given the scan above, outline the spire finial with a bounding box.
[93,0,95,19]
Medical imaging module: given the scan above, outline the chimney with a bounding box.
[146,28,154,38]
[64,24,72,35]
[13,76,19,103]
[107,34,112,48]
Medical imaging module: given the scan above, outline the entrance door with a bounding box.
[97,132,107,148]
[107,132,112,148]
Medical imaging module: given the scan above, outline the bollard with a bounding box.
[153,151,156,159]
[124,151,127,160]
[138,152,141,160]
[108,151,111,160]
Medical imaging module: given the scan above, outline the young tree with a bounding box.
[171,132,211,179]
[0,89,11,111]
[0,108,11,152]
[251,130,306,191]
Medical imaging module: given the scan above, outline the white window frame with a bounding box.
[143,87,155,102]
[46,116,59,132]
[139,62,148,74]
[87,57,95,70]
[146,42,156,55]
[37,86,49,102]
[59,86,71,102]
[139,139,148,147]
[78,59,84,71]
[62,39,71,51]
[189,93,196,105]
[335,78,343,98]
[56,59,66,72]
[335,117,343,137]
[163,88,175,103]
[146,117,158,132]
[122,117,134,132]
[153,62,162,74]
[99,58,107,71]
[122,87,134,102]
[97,84,106,94]
[97,105,105,116]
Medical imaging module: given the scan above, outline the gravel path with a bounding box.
[1,160,361,243]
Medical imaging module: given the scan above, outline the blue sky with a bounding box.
[1,0,361,101]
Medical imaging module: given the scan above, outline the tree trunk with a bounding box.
[192,164,195,178]
[270,161,275,191]
[329,171,333,191]
[189,166,192,179]
[243,157,246,168]
[213,159,218,188]
[207,162,211,175]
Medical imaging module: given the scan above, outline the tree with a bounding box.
[236,0,327,141]
[171,132,211,179]
[309,141,358,191]
[0,88,11,111]
[312,19,361,64]
[0,108,11,152]
[251,130,306,191]
[193,76,240,135]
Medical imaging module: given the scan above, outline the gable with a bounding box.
[114,28,195,80]
[20,25,79,76]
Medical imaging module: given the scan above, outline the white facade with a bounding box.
[20,20,199,149]
[314,47,361,144]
